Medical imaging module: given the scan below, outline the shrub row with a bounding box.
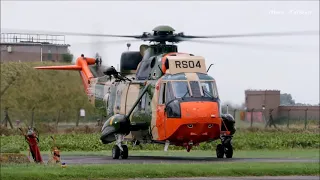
[1,130,319,152]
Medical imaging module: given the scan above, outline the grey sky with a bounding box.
[1,1,319,105]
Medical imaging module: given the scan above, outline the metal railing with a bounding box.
[1,33,66,44]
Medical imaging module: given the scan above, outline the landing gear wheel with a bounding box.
[112,145,120,159]
[225,144,233,158]
[216,144,224,158]
[120,145,128,159]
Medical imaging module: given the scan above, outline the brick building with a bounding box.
[245,90,320,122]
[0,33,70,63]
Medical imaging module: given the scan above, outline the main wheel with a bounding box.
[121,145,129,159]
[225,144,233,158]
[216,144,224,158]
[112,145,120,159]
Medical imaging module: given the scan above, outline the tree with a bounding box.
[280,93,295,105]
[62,53,73,63]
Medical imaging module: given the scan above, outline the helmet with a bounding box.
[222,114,235,123]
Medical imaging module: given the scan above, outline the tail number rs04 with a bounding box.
[175,61,201,68]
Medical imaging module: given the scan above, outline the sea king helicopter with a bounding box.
[32,25,318,159]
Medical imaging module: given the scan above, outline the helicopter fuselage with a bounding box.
[97,52,228,150]
[35,44,235,156]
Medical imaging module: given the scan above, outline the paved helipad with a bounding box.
[42,155,319,164]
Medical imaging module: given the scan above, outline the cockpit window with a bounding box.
[189,81,202,98]
[166,82,175,103]
[200,81,218,98]
[164,80,219,99]
[171,81,190,98]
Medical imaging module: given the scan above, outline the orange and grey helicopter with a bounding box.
[32,25,318,159]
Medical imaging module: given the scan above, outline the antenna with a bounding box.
[126,43,131,51]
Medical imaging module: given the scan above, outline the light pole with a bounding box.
[262,104,265,124]
[226,104,229,114]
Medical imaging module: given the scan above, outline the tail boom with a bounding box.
[34,56,97,94]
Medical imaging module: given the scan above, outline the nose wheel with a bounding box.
[112,144,129,159]
[112,134,129,159]
[216,135,233,158]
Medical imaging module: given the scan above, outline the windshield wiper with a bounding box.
[202,88,214,98]
[181,85,190,100]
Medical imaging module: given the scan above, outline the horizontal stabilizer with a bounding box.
[34,65,82,70]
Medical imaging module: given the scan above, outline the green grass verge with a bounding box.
[1,162,319,180]
[35,149,318,159]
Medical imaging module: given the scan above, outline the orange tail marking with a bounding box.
[34,56,95,94]
[34,65,82,70]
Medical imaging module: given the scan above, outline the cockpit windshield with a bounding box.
[200,81,218,98]
[168,80,219,99]
[171,81,191,98]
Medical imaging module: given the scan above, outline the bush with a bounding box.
[1,130,319,152]
[62,53,73,63]
[0,144,21,153]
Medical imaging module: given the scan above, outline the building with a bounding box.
[0,33,70,63]
[245,89,320,122]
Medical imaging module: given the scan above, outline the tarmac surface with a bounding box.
[42,155,319,164]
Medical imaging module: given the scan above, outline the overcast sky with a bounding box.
[1,1,319,105]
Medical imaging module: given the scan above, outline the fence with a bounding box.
[1,107,319,133]
[232,108,319,129]
[0,108,104,133]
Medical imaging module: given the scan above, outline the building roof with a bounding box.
[0,42,70,47]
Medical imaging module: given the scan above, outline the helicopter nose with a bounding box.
[162,101,221,144]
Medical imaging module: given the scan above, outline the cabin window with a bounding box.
[140,94,146,110]
[115,89,122,110]
[136,60,152,80]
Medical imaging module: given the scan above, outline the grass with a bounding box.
[1,162,319,180]
[32,149,320,159]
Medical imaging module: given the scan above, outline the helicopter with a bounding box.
[32,25,318,159]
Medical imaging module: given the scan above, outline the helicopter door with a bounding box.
[157,82,167,139]
[114,84,129,114]
[125,84,140,118]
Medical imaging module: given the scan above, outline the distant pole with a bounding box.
[262,105,266,124]
[304,108,308,130]
[226,105,229,114]
[76,108,80,127]
[233,109,237,120]
[40,45,43,62]
[56,109,62,131]
[287,109,291,128]
[250,108,254,127]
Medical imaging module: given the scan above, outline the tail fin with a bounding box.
[34,56,97,94]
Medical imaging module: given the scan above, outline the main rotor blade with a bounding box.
[1,28,141,38]
[182,30,319,39]
[186,39,319,52]
[71,39,142,46]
